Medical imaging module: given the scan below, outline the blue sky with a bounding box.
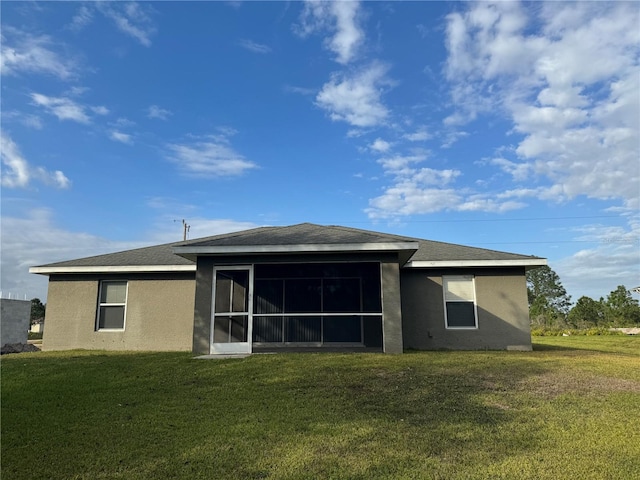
[1,1,639,303]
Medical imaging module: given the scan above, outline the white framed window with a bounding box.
[443,275,478,329]
[97,281,127,330]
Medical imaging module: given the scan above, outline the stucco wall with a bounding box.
[1,299,31,346]
[401,268,532,351]
[43,274,195,351]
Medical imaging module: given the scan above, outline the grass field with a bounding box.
[2,336,639,479]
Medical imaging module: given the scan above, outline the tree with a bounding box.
[567,296,605,328]
[30,298,46,323]
[604,286,640,325]
[526,265,571,326]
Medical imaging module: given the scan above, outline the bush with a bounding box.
[531,326,624,337]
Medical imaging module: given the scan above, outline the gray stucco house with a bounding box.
[30,223,546,354]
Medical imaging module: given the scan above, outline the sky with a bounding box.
[1,0,639,304]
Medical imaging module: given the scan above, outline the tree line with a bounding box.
[526,266,640,328]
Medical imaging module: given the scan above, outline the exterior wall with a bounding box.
[43,273,195,351]
[191,252,404,354]
[381,259,403,353]
[0,299,31,346]
[401,268,532,351]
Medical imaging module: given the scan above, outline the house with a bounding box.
[30,223,546,354]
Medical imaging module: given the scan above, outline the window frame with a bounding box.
[96,280,128,331]
[442,275,478,330]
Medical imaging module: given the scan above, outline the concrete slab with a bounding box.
[195,354,251,360]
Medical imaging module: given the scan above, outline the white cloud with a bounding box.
[0,26,78,79]
[67,5,94,32]
[109,130,133,145]
[1,133,70,189]
[444,1,640,210]
[555,218,640,300]
[30,93,90,123]
[366,147,526,218]
[316,62,391,127]
[370,138,391,153]
[147,105,172,120]
[91,105,110,116]
[2,111,43,130]
[166,132,257,177]
[295,0,364,64]
[238,39,272,54]
[403,128,431,142]
[96,2,157,47]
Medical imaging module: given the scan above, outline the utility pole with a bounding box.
[174,219,190,241]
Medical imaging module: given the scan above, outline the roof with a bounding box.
[29,242,195,275]
[30,223,546,275]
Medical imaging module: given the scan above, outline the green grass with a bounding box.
[2,337,640,479]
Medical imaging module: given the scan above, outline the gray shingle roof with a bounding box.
[32,223,544,271]
[33,241,194,268]
[175,223,418,247]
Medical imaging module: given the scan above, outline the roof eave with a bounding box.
[404,258,547,269]
[29,265,196,276]
[172,241,420,261]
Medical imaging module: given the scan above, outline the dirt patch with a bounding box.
[522,371,640,400]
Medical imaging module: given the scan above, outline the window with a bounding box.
[443,275,477,329]
[97,281,127,330]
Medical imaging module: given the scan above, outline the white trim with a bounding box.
[211,266,253,355]
[173,242,419,255]
[406,258,546,268]
[29,265,196,275]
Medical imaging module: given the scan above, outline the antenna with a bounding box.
[174,219,191,241]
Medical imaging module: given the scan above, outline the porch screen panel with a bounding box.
[253,263,382,346]
[284,278,321,313]
[323,278,361,312]
[324,316,361,343]
[253,316,283,342]
[286,316,321,342]
[254,279,284,314]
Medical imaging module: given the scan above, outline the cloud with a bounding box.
[67,5,94,32]
[96,2,157,47]
[316,62,391,127]
[366,149,525,219]
[444,1,640,210]
[147,105,172,120]
[370,138,391,153]
[238,39,272,54]
[30,93,91,123]
[166,132,257,177]
[0,26,78,79]
[403,128,431,142]
[2,111,43,130]
[295,0,364,64]
[555,217,640,300]
[1,133,70,189]
[109,130,133,145]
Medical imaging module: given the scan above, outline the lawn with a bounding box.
[2,337,640,479]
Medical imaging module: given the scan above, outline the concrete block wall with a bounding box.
[1,299,31,346]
